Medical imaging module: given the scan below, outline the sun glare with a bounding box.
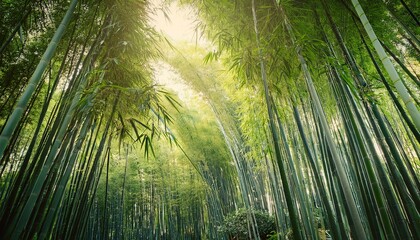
[149,0,209,103]
[150,0,203,44]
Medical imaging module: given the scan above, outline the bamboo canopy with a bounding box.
[0,0,418,239]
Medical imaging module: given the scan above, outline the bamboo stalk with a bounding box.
[0,0,79,159]
[351,0,420,131]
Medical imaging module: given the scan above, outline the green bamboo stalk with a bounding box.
[0,16,81,230]
[26,126,77,238]
[342,78,413,239]
[54,115,101,238]
[250,1,302,239]
[277,5,368,238]
[382,1,420,49]
[7,59,95,240]
[38,116,92,239]
[0,8,32,55]
[120,145,129,239]
[315,116,349,240]
[79,135,112,239]
[273,99,317,239]
[335,73,396,239]
[369,106,420,239]
[0,0,79,159]
[101,146,111,239]
[355,22,420,143]
[397,0,420,26]
[380,40,420,88]
[384,115,420,189]
[68,96,118,239]
[351,0,420,131]
[319,8,397,237]
[8,79,87,238]
[373,107,420,208]
[293,106,342,240]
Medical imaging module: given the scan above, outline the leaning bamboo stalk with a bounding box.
[355,22,420,143]
[319,7,397,237]
[351,0,420,131]
[293,106,343,240]
[68,96,118,239]
[0,0,79,159]
[380,40,420,88]
[38,116,92,239]
[8,71,89,238]
[276,4,368,239]
[250,1,302,239]
[381,2,420,49]
[0,17,80,228]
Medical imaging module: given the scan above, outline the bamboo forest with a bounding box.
[0,0,419,239]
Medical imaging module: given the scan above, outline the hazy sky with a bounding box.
[149,0,202,44]
[149,1,205,103]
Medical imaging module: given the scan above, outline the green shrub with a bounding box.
[218,208,276,240]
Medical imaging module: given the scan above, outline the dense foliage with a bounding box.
[0,0,419,239]
[218,209,276,240]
